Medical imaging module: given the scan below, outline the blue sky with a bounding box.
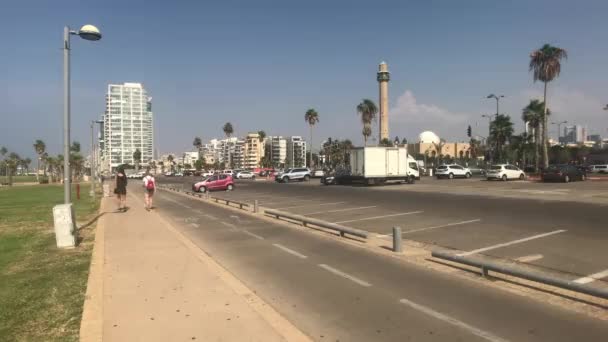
[2,0,608,159]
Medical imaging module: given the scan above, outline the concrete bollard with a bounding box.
[393,226,402,253]
[254,200,259,213]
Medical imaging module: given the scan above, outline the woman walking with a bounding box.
[114,166,128,212]
[142,170,156,211]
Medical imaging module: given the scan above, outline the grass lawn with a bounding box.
[0,184,100,341]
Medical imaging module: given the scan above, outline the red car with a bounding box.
[192,174,234,193]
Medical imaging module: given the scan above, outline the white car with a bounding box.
[312,169,325,178]
[236,171,256,179]
[275,168,312,183]
[435,164,471,179]
[486,164,526,181]
[223,170,235,176]
[591,165,608,174]
[201,171,214,177]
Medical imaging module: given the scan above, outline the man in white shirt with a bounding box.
[142,170,156,211]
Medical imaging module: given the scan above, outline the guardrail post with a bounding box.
[393,226,402,253]
[340,231,345,237]
[254,200,259,213]
[481,266,489,278]
[239,203,243,209]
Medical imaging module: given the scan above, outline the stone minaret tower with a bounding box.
[377,61,390,142]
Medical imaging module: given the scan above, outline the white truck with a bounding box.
[341,146,419,185]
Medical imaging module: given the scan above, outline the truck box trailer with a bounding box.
[339,147,419,185]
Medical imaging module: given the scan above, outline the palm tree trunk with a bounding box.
[542,82,549,169]
[309,125,313,169]
[36,157,40,182]
[534,127,540,171]
[363,136,367,147]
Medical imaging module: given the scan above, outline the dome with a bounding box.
[419,131,440,144]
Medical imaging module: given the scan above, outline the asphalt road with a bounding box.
[160,176,608,286]
[149,186,608,341]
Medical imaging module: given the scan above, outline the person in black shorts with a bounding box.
[114,166,128,212]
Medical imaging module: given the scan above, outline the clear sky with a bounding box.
[2,0,608,159]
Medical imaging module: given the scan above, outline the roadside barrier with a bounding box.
[263,208,369,239]
[432,250,608,300]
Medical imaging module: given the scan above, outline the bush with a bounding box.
[38,176,49,184]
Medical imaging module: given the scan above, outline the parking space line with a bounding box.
[515,254,543,263]
[273,244,308,259]
[243,230,264,240]
[318,264,371,287]
[333,211,423,224]
[275,201,346,210]
[220,221,237,229]
[573,269,608,284]
[456,230,567,256]
[399,298,508,342]
[262,199,316,206]
[304,205,377,215]
[401,219,481,235]
[189,223,200,228]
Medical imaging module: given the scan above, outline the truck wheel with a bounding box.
[408,175,415,184]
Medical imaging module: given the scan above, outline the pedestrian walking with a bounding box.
[143,170,156,211]
[114,166,128,212]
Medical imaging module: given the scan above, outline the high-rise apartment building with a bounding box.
[266,136,287,167]
[103,83,153,170]
[243,133,264,169]
[286,136,307,168]
[562,125,586,144]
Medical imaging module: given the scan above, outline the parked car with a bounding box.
[541,164,586,183]
[467,166,486,176]
[275,168,311,183]
[312,169,325,178]
[164,172,174,177]
[236,170,256,179]
[223,170,235,176]
[435,164,472,179]
[201,171,214,177]
[590,165,608,174]
[486,164,526,181]
[174,172,184,177]
[192,174,235,192]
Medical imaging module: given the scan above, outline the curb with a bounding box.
[79,197,107,342]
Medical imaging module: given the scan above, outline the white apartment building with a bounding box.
[243,133,264,169]
[182,151,199,167]
[286,136,307,168]
[266,136,287,167]
[103,83,153,170]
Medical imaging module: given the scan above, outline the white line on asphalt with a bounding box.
[275,202,346,210]
[573,269,608,284]
[456,230,567,256]
[515,254,544,263]
[273,244,308,259]
[377,219,482,237]
[189,223,200,228]
[262,199,317,206]
[202,214,218,220]
[243,230,264,240]
[220,221,237,229]
[398,298,508,342]
[304,206,377,215]
[318,264,372,287]
[333,211,423,224]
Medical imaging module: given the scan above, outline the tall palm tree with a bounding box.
[133,149,142,171]
[167,154,175,172]
[33,139,46,182]
[6,152,21,185]
[257,130,266,143]
[433,140,446,165]
[223,122,234,138]
[529,44,567,168]
[362,124,372,146]
[489,114,514,162]
[46,156,57,182]
[304,109,320,168]
[41,152,48,176]
[357,99,378,143]
[193,137,202,159]
[522,99,545,170]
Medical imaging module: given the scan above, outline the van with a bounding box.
[591,165,608,174]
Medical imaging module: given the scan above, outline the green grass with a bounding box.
[0,184,100,341]
[1,175,38,183]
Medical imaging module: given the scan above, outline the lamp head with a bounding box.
[78,25,102,41]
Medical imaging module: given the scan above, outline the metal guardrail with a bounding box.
[432,250,608,300]
[264,208,369,239]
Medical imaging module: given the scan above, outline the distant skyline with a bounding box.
[2,0,608,160]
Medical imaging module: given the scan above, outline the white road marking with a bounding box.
[304,206,377,215]
[263,199,316,206]
[189,223,200,228]
[273,244,308,259]
[457,230,567,256]
[275,201,346,210]
[573,269,608,284]
[203,214,218,220]
[243,230,264,240]
[318,264,372,287]
[220,221,237,229]
[377,219,482,237]
[333,211,423,224]
[399,298,508,342]
[515,254,544,263]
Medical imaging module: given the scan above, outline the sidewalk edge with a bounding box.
[143,196,311,342]
[79,197,108,342]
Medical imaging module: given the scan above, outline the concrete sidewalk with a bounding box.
[80,193,309,342]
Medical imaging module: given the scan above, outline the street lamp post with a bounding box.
[63,24,102,204]
[482,114,493,163]
[486,94,504,118]
[551,120,568,144]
